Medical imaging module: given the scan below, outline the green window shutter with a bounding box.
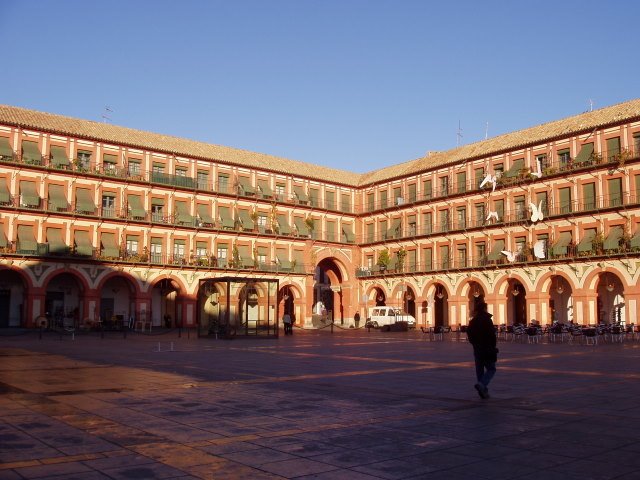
[487,239,505,261]
[197,204,214,225]
[22,141,41,164]
[342,223,355,243]
[423,248,433,271]
[456,172,466,193]
[606,137,621,160]
[636,175,640,202]
[257,180,272,198]
[101,232,120,258]
[408,184,417,202]
[293,186,308,203]
[474,167,484,188]
[582,183,596,210]
[577,228,597,253]
[46,227,68,254]
[325,191,336,210]
[75,188,96,214]
[292,250,304,272]
[326,221,336,241]
[74,231,93,256]
[276,214,291,235]
[550,232,572,257]
[366,223,374,242]
[17,224,37,252]
[440,245,450,268]
[504,158,524,178]
[574,143,594,165]
[380,190,388,208]
[48,184,69,211]
[0,137,13,159]
[423,179,432,199]
[238,210,254,230]
[494,199,504,218]
[20,181,40,207]
[309,188,319,207]
[607,178,622,207]
[603,226,623,251]
[559,188,572,213]
[50,146,70,167]
[128,195,146,220]
[0,178,11,204]
[218,206,235,229]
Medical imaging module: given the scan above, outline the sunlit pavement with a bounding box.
[2,328,640,479]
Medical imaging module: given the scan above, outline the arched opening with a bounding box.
[100,275,136,328]
[45,272,83,328]
[0,269,27,327]
[313,258,344,325]
[279,285,295,319]
[152,278,180,328]
[597,272,625,324]
[549,276,573,324]
[403,286,416,318]
[374,288,386,306]
[468,281,485,320]
[434,283,448,328]
[507,279,526,325]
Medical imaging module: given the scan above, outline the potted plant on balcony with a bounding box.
[396,247,407,272]
[304,215,315,236]
[377,248,391,272]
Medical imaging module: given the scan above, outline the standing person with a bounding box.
[467,301,498,399]
[354,311,361,328]
[283,312,292,335]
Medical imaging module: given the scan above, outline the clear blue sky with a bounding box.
[1,0,638,173]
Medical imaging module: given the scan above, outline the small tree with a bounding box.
[377,248,391,271]
[396,247,407,272]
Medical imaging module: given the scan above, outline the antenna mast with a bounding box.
[102,106,113,123]
[456,120,463,147]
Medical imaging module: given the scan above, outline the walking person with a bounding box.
[467,301,498,399]
[283,312,292,335]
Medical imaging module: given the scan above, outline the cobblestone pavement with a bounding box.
[1,328,640,479]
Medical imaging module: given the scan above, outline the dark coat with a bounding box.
[467,311,497,361]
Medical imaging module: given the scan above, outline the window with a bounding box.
[494,199,504,220]
[457,246,467,268]
[152,163,164,173]
[536,154,548,172]
[474,203,485,227]
[257,215,267,231]
[196,241,207,258]
[150,238,163,263]
[126,236,138,255]
[76,150,91,170]
[440,245,450,269]
[218,173,229,193]
[366,255,373,269]
[423,212,433,234]
[456,207,466,229]
[475,242,486,266]
[309,188,319,207]
[423,247,433,271]
[408,215,416,236]
[325,190,336,210]
[101,194,115,217]
[151,202,164,222]
[515,237,526,260]
[275,183,285,200]
[536,191,548,216]
[558,149,570,169]
[494,163,504,178]
[606,137,621,161]
[128,160,141,177]
[175,167,187,177]
[393,187,402,205]
[514,196,525,221]
[340,193,351,213]
[559,187,572,214]
[408,184,417,202]
[582,182,596,210]
[456,172,466,193]
[380,220,388,239]
[608,177,623,207]
[366,223,374,242]
[367,193,375,212]
[634,134,640,158]
[474,167,484,189]
[380,190,388,208]
[173,240,185,263]
[217,244,228,267]
[439,209,450,233]
[423,179,432,199]
[256,248,267,265]
[197,171,209,190]
[439,176,449,196]
[103,154,117,175]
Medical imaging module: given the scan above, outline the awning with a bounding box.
[20,181,40,208]
[577,229,596,253]
[487,239,505,261]
[238,209,254,230]
[0,178,10,204]
[101,232,120,259]
[276,253,292,271]
[292,250,304,272]
[257,180,273,198]
[293,186,308,203]
[50,146,69,168]
[151,198,164,206]
[550,231,572,256]
[218,206,235,229]
[277,214,291,235]
[48,184,69,211]
[21,141,41,164]
[342,224,355,243]
[294,217,309,236]
[127,195,146,220]
[0,137,13,159]
[386,218,401,239]
[74,230,93,256]
[103,154,117,164]
[574,143,594,165]
[46,227,68,254]
[237,245,254,268]
[75,188,96,214]
[175,201,195,226]
[603,226,623,251]
[197,204,214,226]
[503,158,524,178]
[237,177,255,196]
[17,224,37,253]
[631,231,640,250]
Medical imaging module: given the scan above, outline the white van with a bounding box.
[366,307,416,329]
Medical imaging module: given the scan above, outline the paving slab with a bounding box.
[1,328,640,478]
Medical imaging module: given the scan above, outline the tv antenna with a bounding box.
[485,121,489,140]
[456,120,463,147]
[589,99,594,112]
[102,106,113,123]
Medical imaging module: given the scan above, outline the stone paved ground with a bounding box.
[1,328,640,479]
